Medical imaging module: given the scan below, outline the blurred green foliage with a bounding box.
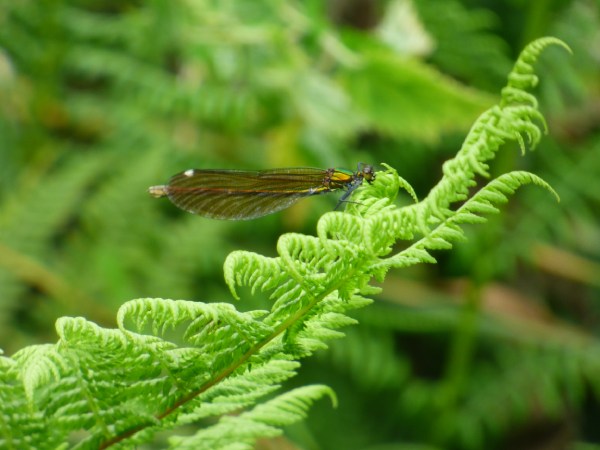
[0,0,599,449]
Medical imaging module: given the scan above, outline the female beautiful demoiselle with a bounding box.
[148,164,375,220]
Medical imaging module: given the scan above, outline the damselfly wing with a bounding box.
[148,165,374,220]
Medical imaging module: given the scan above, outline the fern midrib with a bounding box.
[99,265,359,448]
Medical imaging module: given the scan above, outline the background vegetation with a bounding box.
[1,1,599,449]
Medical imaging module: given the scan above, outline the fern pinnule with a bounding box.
[224,251,284,300]
[316,212,366,246]
[179,359,301,423]
[171,385,335,450]
[501,37,571,106]
[12,344,68,403]
[457,171,560,220]
[118,298,271,344]
[378,163,419,204]
[276,233,335,287]
[268,282,310,323]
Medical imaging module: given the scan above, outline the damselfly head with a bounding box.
[359,164,375,183]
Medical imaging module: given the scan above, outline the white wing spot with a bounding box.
[184,169,195,177]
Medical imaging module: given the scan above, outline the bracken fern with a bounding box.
[0,37,568,449]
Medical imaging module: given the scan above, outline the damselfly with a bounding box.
[148,164,375,220]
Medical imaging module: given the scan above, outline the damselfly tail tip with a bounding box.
[148,185,168,198]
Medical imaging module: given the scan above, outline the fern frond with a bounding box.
[0,36,570,449]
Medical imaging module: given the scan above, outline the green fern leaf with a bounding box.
[170,385,336,450]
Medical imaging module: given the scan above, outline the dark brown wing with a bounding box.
[161,168,334,220]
